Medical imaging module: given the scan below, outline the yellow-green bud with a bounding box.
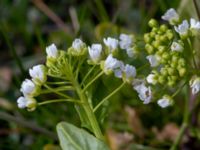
[159,25,168,32]
[167,68,176,75]
[166,30,174,40]
[148,19,158,28]
[145,44,154,54]
[158,76,166,84]
[162,52,170,60]
[144,33,152,43]
[178,68,186,77]
[161,68,168,76]
[152,40,160,48]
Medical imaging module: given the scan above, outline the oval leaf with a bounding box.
[56,122,110,150]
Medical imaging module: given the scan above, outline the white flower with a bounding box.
[174,20,189,37]
[126,48,134,57]
[102,54,121,74]
[133,83,152,104]
[72,38,85,51]
[146,74,157,85]
[171,41,183,52]
[114,61,124,78]
[20,79,38,96]
[88,44,102,63]
[123,64,136,82]
[17,96,37,111]
[146,55,159,67]
[161,8,179,25]
[190,18,200,30]
[29,65,47,85]
[190,76,200,95]
[157,95,173,108]
[103,37,118,53]
[46,43,58,58]
[69,38,86,56]
[17,96,27,108]
[119,34,133,49]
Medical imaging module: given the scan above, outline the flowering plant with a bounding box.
[17,7,200,150]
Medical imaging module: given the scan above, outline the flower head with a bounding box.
[17,96,37,111]
[190,18,200,36]
[161,8,179,25]
[190,76,200,95]
[68,38,87,56]
[171,41,183,52]
[17,96,27,109]
[20,79,38,96]
[119,34,133,49]
[146,73,157,85]
[88,44,102,63]
[29,65,47,85]
[175,20,189,38]
[122,64,136,83]
[157,95,173,108]
[101,54,121,75]
[103,37,118,53]
[46,43,58,58]
[133,82,152,104]
[146,55,159,67]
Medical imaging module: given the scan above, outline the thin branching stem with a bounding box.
[93,82,126,112]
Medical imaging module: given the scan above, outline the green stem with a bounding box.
[46,81,71,85]
[93,82,126,112]
[44,84,72,99]
[82,71,104,92]
[187,38,198,69]
[40,86,74,94]
[71,77,104,140]
[38,99,82,106]
[81,65,97,86]
[172,81,187,98]
[170,84,190,150]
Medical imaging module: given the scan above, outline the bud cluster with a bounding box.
[145,19,187,87]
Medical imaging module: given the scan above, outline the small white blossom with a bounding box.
[190,18,200,30]
[17,96,37,111]
[46,43,58,58]
[175,20,189,37]
[88,44,102,63]
[161,8,179,25]
[157,95,173,108]
[123,64,136,82]
[69,38,86,56]
[146,74,157,85]
[20,79,38,96]
[102,54,121,74]
[146,55,159,67]
[29,65,47,85]
[119,34,133,49]
[17,96,27,108]
[171,41,183,52]
[133,83,152,104]
[126,48,134,57]
[103,37,118,53]
[190,76,200,95]
[114,61,124,78]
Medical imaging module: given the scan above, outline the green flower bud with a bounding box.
[159,25,168,32]
[152,27,158,32]
[158,75,166,84]
[158,46,167,53]
[167,68,176,75]
[145,44,154,54]
[178,58,186,66]
[152,40,160,48]
[160,35,168,43]
[178,68,186,77]
[144,33,152,43]
[148,19,158,28]
[166,30,174,40]
[162,52,170,60]
[150,31,156,38]
[160,68,168,76]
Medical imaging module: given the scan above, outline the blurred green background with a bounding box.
[1,0,200,149]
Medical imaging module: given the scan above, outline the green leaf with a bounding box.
[56,122,110,150]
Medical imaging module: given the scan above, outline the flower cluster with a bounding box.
[17,8,200,110]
